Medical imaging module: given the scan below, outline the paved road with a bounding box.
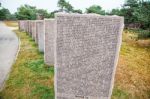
[0,22,19,91]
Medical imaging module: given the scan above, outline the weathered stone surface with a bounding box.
[26,20,29,33]
[19,20,25,31]
[19,20,29,32]
[31,21,37,41]
[28,21,32,36]
[36,20,44,52]
[25,20,29,32]
[30,21,33,36]
[44,19,55,65]
[55,13,124,99]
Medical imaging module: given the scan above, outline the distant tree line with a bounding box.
[108,0,150,30]
[0,0,150,29]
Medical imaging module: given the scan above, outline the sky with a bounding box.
[0,0,125,13]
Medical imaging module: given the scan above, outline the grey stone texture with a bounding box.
[44,19,55,66]
[24,20,28,32]
[25,21,29,33]
[55,13,124,99]
[31,21,37,41]
[19,20,29,32]
[18,21,25,31]
[30,21,33,36]
[36,20,44,52]
[28,21,32,36]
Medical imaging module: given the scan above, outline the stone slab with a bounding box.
[44,19,55,66]
[55,13,124,99]
[31,21,37,41]
[36,20,44,52]
[28,21,32,36]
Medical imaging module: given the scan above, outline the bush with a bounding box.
[127,29,150,39]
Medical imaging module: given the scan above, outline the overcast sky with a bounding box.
[1,0,125,13]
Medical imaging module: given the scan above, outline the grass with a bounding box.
[0,26,54,99]
[126,29,150,39]
[4,21,18,27]
[1,21,150,99]
[112,30,150,99]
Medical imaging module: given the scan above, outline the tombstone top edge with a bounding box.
[35,20,44,22]
[55,13,124,20]
[44,18,55,21]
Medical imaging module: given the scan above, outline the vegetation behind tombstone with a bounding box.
[15,5,37,20]
[86,5,105,15]
[15,4,51,20]
[0,3,16,20]
[57,0,82,13]
[109,0,150,30]
[0,8,11,20]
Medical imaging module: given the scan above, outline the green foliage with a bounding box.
[86,5,105,15]
[109,9,122,15]
[125,29,150,39]
[37,9,51,18]
[0,7,11,20]
[15,4,51,20]
[57,0,66,10]
[110,0,150,29]
[15,4,37,20]
[57,0,73,12]
[72,9,82,14]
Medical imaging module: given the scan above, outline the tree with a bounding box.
[73,9,82,14]
[65,2,73,12]
[86,5,105,15]
[120,0,150,29]
[0,8,11,20]
[37,9,50,18]
[57,0,73,12]
[58,0,66,11]
[109,9,122,15]
[15,4,37,20]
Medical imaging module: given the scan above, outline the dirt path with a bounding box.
[0,22,19,91]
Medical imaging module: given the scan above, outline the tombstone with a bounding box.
[44,19,55,65]
[18,21,21,30]
[27,20,30,35]
[24,20,29,32]
[18,21,25,31]
[28,21,32,36]
[29,21,32,36]
[36,20,44,52]
[31,21,37,41]
[55,13,124,99]
[26,20,29,33]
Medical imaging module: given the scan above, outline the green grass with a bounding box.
[1,22,150,99]
[0,30,54,99]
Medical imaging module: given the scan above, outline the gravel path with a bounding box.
[0,22,19,91]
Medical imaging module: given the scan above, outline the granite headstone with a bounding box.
[55,13,124,99]
[36,20,44,52]
[44,19,55,66]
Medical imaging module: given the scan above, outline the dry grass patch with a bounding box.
[4,21,18,27]
[112,32,150,99]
